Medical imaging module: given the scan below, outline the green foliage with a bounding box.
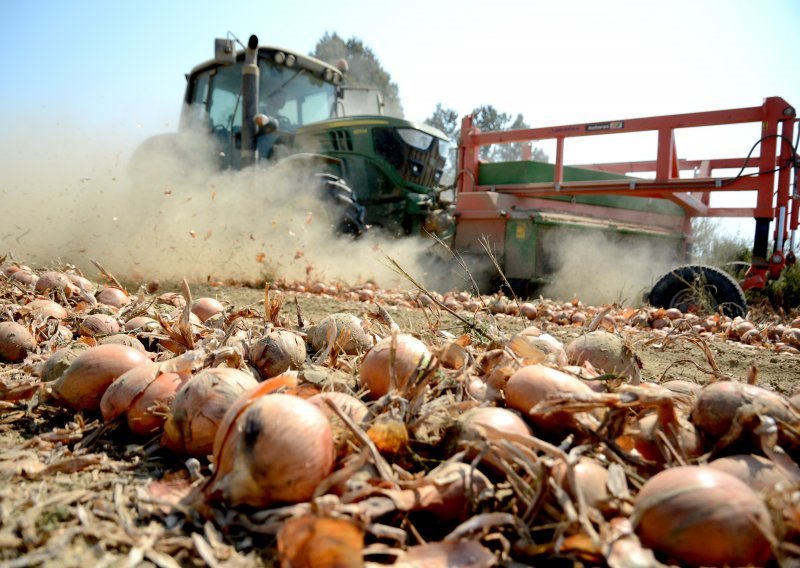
[425,103,548,185]
[766,263,800,311]
[690,218,750,266]
[312,32,403,117]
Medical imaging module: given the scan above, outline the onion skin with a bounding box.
[632,465,773,567]
[359,334,433,398]
[504,364,598,439]
[51,344,150,410]
[0,321,37,363]
[249,329,306,379]
[162,367,258,458]
[207,393,334,507]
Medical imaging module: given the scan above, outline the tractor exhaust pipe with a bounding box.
[240,34,259,168]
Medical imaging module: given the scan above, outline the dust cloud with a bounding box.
[0,116,459,291]
[539,230,678,306]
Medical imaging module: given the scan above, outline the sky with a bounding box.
[1,0,799,260]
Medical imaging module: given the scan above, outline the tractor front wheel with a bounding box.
[647,264,747,318]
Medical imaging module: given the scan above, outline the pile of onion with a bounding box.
[632,465,774,566]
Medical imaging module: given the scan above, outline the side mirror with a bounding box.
[214,38,236,64]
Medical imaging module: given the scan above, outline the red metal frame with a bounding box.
[456,96,798,289]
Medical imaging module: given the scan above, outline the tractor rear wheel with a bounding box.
[317,174,366,236]
[647,264,747,318]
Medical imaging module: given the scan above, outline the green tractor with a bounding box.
[134,34,452,238]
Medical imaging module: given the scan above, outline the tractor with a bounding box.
[132,34,452,238]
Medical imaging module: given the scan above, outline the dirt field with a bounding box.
[1,279,799,567]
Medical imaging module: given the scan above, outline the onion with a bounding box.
[191,297,224,323]
[162,367,258,458]
[691,381,798,449]
[98,334,147,351]
[708,454,791,493]
[9,268,37,287]
[67,273,95,294]
[21,299,68,321]
[39,343,90,382]
[277,515,364,568]
[249,329,306,379]
[123,316,161,333]
[79,313,120,337]
[564,331,641,384]
[308,391,369,424]
[100,362,187,435]
[617,411,703,465]
[51,344,150,410]
[306,313,372,355]
[504,364,600,439]
[552,457,613,514]
[359,334,434,398]
[206,393,334,507]
[632,465,773,567]
[0,321,37,363]
[96,287,131,308]
[397,541,495,568]
[412,462,492,521]
[453,407,531,473]
[34,271,72,295]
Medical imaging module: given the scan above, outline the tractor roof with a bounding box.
[188,45,343,84]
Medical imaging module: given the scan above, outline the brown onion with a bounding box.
[100,362,187,435]
[306,313,372,355]
[206,393,334,507]
[123,316,161,333]
[0,321,37,363]
[96,287,131,308]
[553,457,613,514]
[249,329,306,379]
[22,299,68,320]
[162,367,258,458]
[39,343,90,382]
[564,331,641,384]
[34,271,71,295]
[191,297,224,323]
[79,313,120,337]
[504,364,599,439]
[632,465,773,567]
[51,344,150,410]
[691,381,798,449]
[617,411,703,465]
[359,334,434,398]
[708,454,791,493]
[98,334,147,351]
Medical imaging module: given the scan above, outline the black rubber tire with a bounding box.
[316,174,367,237]
[647,264,747,318]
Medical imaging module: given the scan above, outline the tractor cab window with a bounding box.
[184,56,337,134]
[258,59,336,130]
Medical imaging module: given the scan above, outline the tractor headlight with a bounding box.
[397,129,434,151]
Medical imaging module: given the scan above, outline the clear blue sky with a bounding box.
[4,0,798,135]
[3,0,799,236]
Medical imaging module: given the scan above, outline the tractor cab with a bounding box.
[181,41,343,169]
